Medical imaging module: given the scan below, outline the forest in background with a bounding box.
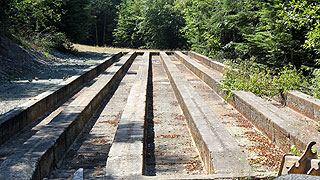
[1,0,320,98]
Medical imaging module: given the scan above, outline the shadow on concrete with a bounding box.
[144,56,156,176]
[48,63,130,178]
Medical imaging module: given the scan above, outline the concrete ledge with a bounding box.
[0,52,137,179]
[160,52,250,175]
[280,91,320,122]
[187,51,228,74]
[175,51,320,152]
[105,52,150,179]
[0,52,123,145]
[187,51,320,124]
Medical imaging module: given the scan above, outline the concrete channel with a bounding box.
[0,51,319,179]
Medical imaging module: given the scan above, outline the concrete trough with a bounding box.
[175,51,320,152]
[105,52,150,179]
[160,52,251,175]
[0,52,122,145]
[0,52,136,179]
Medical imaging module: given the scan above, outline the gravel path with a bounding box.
[0,50,113,115]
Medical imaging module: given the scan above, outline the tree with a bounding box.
[88,0,121,46]
[113,0,144,48]
[58,0,93,43]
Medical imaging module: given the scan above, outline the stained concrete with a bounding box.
[160,52,251,176]
[0,52,136,179]
[105,52,150,179]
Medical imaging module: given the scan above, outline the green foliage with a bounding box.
[1,0,68,50]
[8,0,63,33]
[113,0,143,48]
[88,0,121,46]
[139,0,185,49]
[311,69,320,99]
[221,59,305,98]
[58,0,94,43]
[279,1,320,53]
[113,0,185,49]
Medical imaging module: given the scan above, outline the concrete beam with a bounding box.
[0,52,123,145]
[175,51,320,152]
[187,51,320,123]
[160,52,251,175]
[105,52,150,179]
[0,52,136,179]
[187,51,228,74]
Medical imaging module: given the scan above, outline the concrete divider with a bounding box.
[174,51,224,95]
[174,51,320,152]
[279,91,320,122]
[0,52,122,145]
[0,52,136,179]
[160,52,250,175]
[105,52,150,179]
[187,51,228,73]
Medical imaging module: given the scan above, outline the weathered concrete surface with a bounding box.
[0,52,136,179]
[105,52,150,179]
[0,52,122,145]
[146,55,205,176]
[187,51,320,124]
[160,52,251,176]
[172,55,284,173]
[49,55,144,179]
[174,51,223,95]
[175,51,320,153]
[187,51,228,74]
[285,91,320,122]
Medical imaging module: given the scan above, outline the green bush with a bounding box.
[311,69,320,99]
[221,59,305,99]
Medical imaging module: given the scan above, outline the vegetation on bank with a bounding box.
[0,0,320,98]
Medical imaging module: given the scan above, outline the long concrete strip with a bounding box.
[0,52,136,179]
[187,51,320,122]
[105,52,150,179]
[0,52,122,145]
[160,52,251,175]
[187,51,228,74]
[174,51,320,152]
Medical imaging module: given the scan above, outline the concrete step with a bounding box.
[105,52,150,179]
[0,52,137,179]
[187,51,320,122]
[160,52,251,175]
[0,52,122,145]
[175,51,320,152]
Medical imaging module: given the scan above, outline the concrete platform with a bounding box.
[160,52,251,176]
[0,52,136,179]
[0,52,122,145]
[105,52,150,179]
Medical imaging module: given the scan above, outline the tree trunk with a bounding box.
[95,23,99,46]
[103,12,106,45]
